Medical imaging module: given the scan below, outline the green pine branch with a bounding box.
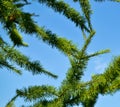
[38,0,90,32]
[76,56,120,107]
[35,26,79,56]
[6,95,18,107]
[16,85,58,101]
[80,30,95,56]
[0,37,57,78]
[3,46,57,78]
[0,59,22,75]
[78,0,93,31]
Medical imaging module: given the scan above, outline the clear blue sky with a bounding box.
[0,0,120,107]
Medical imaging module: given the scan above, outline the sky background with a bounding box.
[1,0,120,107]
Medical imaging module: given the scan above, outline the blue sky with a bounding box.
[1,0,120,107]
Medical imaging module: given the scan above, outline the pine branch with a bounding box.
[2,45,57,78]
[80,31,95,56]
[84,56,120,100]
[38,0,90,32]
[79,0,93,31]
[83,49,110,59]
[5,101,16,107]
[5,95,18,107]
[16,85,58,101]
[14,11,79,56]
[0,59,22,75]
[35,26,79,56]
[103,56,120,93]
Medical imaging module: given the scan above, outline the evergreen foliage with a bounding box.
[0,0,57,78]
[1,0,119,107]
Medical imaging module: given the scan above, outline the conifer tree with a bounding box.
[3,0,120,107]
